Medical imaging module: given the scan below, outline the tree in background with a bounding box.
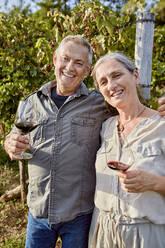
[34,0,71,16]
[100,0,129,11]
[150,0,165,106]
[0,0,164,141]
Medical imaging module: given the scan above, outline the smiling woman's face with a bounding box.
[95,59,139,109]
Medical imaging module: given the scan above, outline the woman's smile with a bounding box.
[110,89,124,98]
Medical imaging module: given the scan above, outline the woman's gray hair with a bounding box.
[92,52,148,113]
[92,52,136,88]
[56,35,93,66]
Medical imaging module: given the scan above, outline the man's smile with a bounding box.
[62,71,75,78]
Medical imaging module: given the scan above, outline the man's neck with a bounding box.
[56,84,79,96]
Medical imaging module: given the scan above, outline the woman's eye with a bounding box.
[113,73,120,78]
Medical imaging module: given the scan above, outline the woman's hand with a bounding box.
[118,170,158,193]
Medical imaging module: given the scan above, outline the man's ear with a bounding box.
[53,52,57,67]
[133,68,140,85]
[85,64,92,77]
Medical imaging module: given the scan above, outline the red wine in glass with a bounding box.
[107,161,130,171]
[15,122,38,134]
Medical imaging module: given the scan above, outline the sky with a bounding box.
[0,0,156,13]
[0,0,41,13]
[0,0,77,13]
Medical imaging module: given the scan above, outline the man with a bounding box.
[4,35,165,248]
[4,35,109,248]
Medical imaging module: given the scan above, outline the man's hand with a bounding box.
[158,96,165,118]
[4,134,30,160]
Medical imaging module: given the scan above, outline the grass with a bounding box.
[0,165,61,248]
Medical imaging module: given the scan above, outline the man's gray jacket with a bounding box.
[11,81,109,224]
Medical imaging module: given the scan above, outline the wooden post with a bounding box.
[135,12,155,99]
[19,160,27,203]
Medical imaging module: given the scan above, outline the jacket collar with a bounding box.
[37,80,90,98]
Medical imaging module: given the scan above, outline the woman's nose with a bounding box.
[107,80,116,90]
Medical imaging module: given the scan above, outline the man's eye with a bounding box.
[76,62,83,66]
[100,80,107,86]
[63,57,69,61]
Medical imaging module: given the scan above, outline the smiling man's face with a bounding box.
[53,41,90,96]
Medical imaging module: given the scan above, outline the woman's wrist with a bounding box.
[152,174,165,196]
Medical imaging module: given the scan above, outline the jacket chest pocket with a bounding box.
[135,142,163,172]
[30,116,49,147]
[98,140,116,158]
[138,142,162,158]
[96,140,117,172]
[71,116,96,146]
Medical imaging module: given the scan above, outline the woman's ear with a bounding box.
[133,68,140,85]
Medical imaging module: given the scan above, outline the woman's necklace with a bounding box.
[116,106,146,167]
[105,105,147,171]
[117,105,146,133]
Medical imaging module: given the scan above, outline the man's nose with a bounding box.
[66,60,74,71]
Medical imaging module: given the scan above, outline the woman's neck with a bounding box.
[118,101,145,123]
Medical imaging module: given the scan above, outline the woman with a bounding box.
[89,52,165,248]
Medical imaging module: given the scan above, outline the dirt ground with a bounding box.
[0,167,61,247]
[0,167,27,245]
[0,200,28,244]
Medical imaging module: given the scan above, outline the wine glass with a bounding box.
[14,100,38,160]
[107,161,130,171]
[105,139,133,172]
